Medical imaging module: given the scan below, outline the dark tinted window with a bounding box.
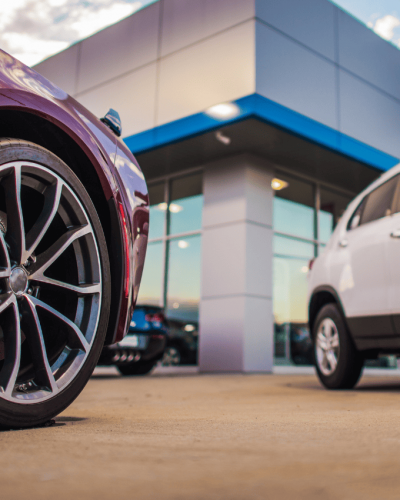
[348,199,366,230]
[360,176,399,226]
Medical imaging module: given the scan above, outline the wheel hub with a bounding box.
[9,267,28,296]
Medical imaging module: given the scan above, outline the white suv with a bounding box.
[308,164,400,389]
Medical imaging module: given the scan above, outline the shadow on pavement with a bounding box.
[55,416,87,423]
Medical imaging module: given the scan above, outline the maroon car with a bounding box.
[0,50,148,428]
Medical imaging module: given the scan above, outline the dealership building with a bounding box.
[35,0,400,372]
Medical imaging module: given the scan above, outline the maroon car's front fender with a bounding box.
[0,80,148,344]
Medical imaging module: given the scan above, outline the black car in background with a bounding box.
[163,319,198,366]
[274,323,314,365]
[98,305,167,375]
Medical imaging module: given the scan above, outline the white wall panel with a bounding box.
[77,63,157,137]
[246,223,272,298]
[157,20,255,126]
[77,2,160,94]
[243,296,272,371]
[256,22,338,129]
[160,0,254,57]
[200,156,273,372]
[199,297,245,371]
[35,44,80,96]
[339,70,400,158]
[338,10,400,102]
[255,0,336,61]
[201,223,246,298]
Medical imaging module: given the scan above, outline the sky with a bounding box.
[0,0,156,66]
[332,0,400,46]
[0,0,399,67]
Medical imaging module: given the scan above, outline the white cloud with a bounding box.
[373,14,400,40]
[0,0,150,66]
[368,14,400,47]
[70,2,141,40]
[2,33,69,67]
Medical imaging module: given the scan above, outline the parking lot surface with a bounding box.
[2,367,400,500]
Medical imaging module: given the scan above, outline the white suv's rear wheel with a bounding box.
[313,303,364,389]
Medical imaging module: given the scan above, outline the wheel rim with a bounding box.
[162,347,180,366]
[0,161,102,404]
[315,318,340,376]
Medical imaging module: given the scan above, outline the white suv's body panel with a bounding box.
[308,162,400,328]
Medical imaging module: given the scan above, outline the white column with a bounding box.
[199,154,274,372]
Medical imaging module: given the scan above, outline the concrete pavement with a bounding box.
[2,367,400,499]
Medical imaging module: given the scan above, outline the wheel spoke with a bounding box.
[0,231,11,278]
[19,296,58,394]
[321,352,329,372]
[0,292,16,314]
[31,276,101,295]
[317,331,328,351]
[324,321,333,340]
[3,165,25,264]
[330,332,339,349]
[30,296,89,352]
[326,350,338,372]
[28,225,91,279]
[0,297,20,396]
[24,179,63,262]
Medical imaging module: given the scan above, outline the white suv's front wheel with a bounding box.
[313,304,364,389]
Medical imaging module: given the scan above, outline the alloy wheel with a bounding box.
[315,317,340,376]
[0,161,102,403]
[162,346,181,366]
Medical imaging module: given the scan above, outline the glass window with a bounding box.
[273,233,313,363]
[319,188,352,243]
[137,242,164,306]
[273,198,314,240]
[274,235,315,259]
[166,235,201,322]
[273,256,310,326]
[273,255,310,361]
[360,176,399,226]
[148,183,165,240]
[273,173,314,240]
[348,198,366,230]
[169,174,203,235]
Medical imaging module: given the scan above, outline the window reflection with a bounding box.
[274,234,315,259]
[137,241,164,306]
[170,174,203,235]
[167,235,201,322]
[273,238,314,365]
[148,183,165,240]
[274,197,314,240]
[319,188,351,243]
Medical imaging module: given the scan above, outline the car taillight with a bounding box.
[308,258,315,271]
[145,313,165,323]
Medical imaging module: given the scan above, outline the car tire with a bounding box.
[313,303,364,389]
[161,346,181,366]
[118,360,156,376]
[0,139,111,428]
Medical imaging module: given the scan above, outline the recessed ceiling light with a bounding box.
[271,178,289,191]
[205,102,240,120]
[215,130,231,145]
[178,240,189,249]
